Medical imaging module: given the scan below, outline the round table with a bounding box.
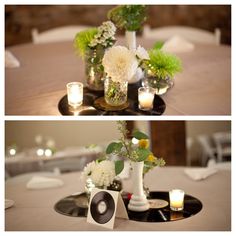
[6,38,231,115]
[5,166,231,231]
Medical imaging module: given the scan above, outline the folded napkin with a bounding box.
[162,35,195,53]
[5,50,20,68]
[207,159,231,170]
[5,199,14,209]
[26,176,64,189]
[184,167,218,181]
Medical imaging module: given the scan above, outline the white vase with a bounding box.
[125,31,136,51]
[125,31,144,84]
[128,161,150,212]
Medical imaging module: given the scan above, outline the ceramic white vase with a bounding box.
[125,31,144,84]
[128,161,150,212]
[125,30,136,51]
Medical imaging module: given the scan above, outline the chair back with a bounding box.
[212,132,231,162]
[197,135,216,166]
[143,25,221,45]
[32,25,91,44]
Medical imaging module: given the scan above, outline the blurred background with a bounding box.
[5,5,231,46]
[5,121,231,178]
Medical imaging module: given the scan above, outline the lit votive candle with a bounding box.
[67,82,83,107]
[138,87,155,111]
[169,189,185,211]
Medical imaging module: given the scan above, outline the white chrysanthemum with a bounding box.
[81,161,96,179]
[90,160,115,187]
[102,46,139,82]
[135,45,149,60]
[89,21,116,48]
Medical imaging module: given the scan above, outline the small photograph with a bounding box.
[5,120,231,230]
[5,5,231,116]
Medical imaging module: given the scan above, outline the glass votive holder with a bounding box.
[67,82,83,107]
[138,87,155,111]
[169,189,185,211]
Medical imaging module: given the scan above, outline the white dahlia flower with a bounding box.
[135,45,149,60]
[90,160,116,187]
[102,46,138,82]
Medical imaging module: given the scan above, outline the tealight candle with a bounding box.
[169,189,185,211]
[138,87,155,111]
[67,82,83,107]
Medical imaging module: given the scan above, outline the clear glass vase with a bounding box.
[85,47,105,91]
[142,72,174,95]
[104,78,128,106]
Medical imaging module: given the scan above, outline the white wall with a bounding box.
[186,121,231,139]
[5,121,231,164]
[5,121,119,150]
[5,121,150,150]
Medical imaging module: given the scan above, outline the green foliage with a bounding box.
[115,160,124,175]
[74,28,98,58]
[145,49,182,79]
[152,41,164,50]
[132,130,149,140]
[85,143,97,149]
[143,157,166,174]
[135,148,151,162]
[106,142,123,154]
[108,5,147,31]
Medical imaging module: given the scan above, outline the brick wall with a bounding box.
[5,5,231,46]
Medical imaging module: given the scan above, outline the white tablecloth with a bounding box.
[5,38,231,115]
[5,166,231,231]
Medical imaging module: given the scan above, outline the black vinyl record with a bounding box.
[90,191,115,224]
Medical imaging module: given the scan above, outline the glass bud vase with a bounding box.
[142,72,174,95]
[104,77,128,106]
[85,47,105,91]
[128,161,150,212]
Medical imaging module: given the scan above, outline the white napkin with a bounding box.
[207,159,231,170]
[5,50,20,68]
[162,35,195,53]
[184,167,218,181]
[5,199,14,209]
[26,176,64,189]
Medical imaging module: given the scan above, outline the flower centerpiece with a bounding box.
[74,21,116,91]
[102,46,138,106]
[81,121,165,211]
[108,5,148,83]
[81,145,125,195]
[140,44,182,95]
[106,121,165,212]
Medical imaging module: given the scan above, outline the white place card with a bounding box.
[87,188,129,229]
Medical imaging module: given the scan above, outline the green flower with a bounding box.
[74,28,98,58]
[143,49,182,79]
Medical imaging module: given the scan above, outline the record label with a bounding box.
[90,191,115,224]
